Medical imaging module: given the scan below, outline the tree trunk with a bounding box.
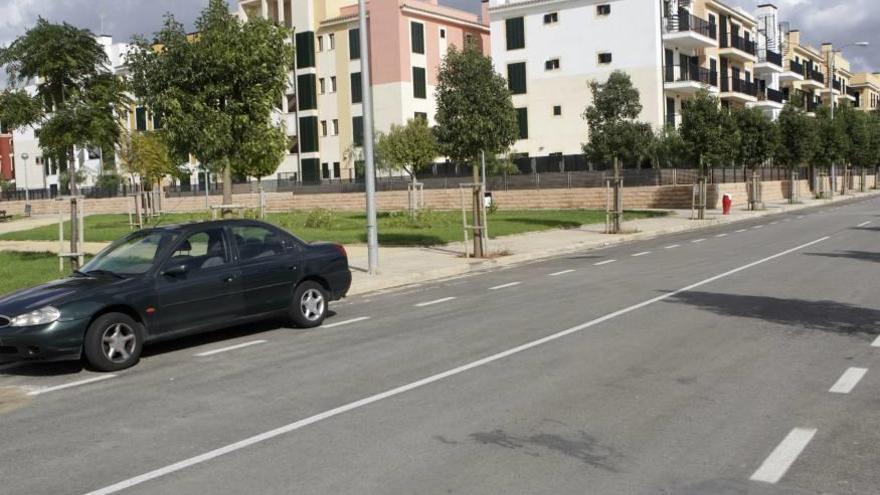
[222,162,233,218]
[68,147,80,269]
[471,164,484,258]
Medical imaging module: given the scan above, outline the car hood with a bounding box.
[0,276,128,316]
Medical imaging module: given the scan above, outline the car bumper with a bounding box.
[330,269,352,300]
[0,318,89,363]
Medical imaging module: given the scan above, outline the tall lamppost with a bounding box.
[828,42,869,193]
[20,152,30,216]
[358,0,379,275]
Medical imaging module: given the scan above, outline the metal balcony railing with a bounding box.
[809,70,824,84]
[721,77,757,96]
[664,64,715,86]
[720,33,757,55]
[832,79,842,91]
[786,59,804,75]
[758,49,782,67]
[664,8,716,39]
[758,87,785,103]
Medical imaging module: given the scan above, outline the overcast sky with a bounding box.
[1,0,877,72]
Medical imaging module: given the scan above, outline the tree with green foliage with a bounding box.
[774,103,818,170]
[733,107,776,171]
[652,126,691,168]
[127,0,291,208]
[119,130,181,190]
[811,105,846,171]
[434,44,517,256]
[582,71,652,169]
[680,90,727,173]
[376,118,438,183]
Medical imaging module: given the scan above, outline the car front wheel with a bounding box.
[289,281,328,328]
[83,313,144,372]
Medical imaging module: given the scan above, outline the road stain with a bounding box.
[0,386,31,414]
[468,429,619,471]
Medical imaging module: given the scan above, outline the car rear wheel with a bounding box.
[83,313,144,372]
[289,281,328,328]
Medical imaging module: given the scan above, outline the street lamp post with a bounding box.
[828,42,869,194]
[358,0,379,275]
[20,152,30,216]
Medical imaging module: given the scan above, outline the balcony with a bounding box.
[752,86,785,110]
[719,33,757,63]
[664,64,718,95]
[662,9,717,50]
[800,68,825,90]
[754,49,783,75]
[779,59,805,83]
[720,77,758,103]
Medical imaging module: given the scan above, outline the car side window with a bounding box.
[231,225,286,262]
[167,228,229,272]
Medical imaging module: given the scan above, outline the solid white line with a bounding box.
[80,236,830,495]
[829,367,868,394]
[692,238,706,243]
[857,221,871,227]
[593,259,617,266]
[322,316,371,329]
[735,229,748,233]
[414,297,456,307]
[194,340,268,357]
[27,374,117,396]
[665,244,680,249]
[750,428,817,484]
[631,251,651,257]
[489,282,521,290]
[548,269,575,277]
[715,233,728,238]
[872,335,880,348]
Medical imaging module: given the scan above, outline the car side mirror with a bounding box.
[162,264,189,277]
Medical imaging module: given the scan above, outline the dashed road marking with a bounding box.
[754,225,765,229]
[692,239,706,243]
[548,269,575,277]
[489,282,522,291]
[593,259,617,266]
[631,251,651,257]
[665,244,680,249]
[27,374,117,396]
[770,221,779,225]
[195,340,268,357]
[323,316,371,329]
[750,428,817,484]
[735,229,748,233]
[715,233,728,238]
[829,367,868,394]
[857,221,872,227]
[415,297,456,307]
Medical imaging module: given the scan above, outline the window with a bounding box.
[321,120,328,137]
[231,225,286,261]
[322,162,330,179]
[330,76,337,93]
[351,72,362,103]
[86,231,173,276]
[296,31,316,68]
[507,62,527,94]
[352,116,364,146]
[298,74,317,110]
[286,93,296,111]
[299,116,319,153]
[319,77,326,94]
[598,52,612,64]
[506,17,525,50]
[515,107,528,139]
[152,114,162,130]
[169,229,229,272]
[596,4,611,16]
[349,28,360,60]
[413,67,427,99]
[545,58,560,71]
[333,162,341,178]
[332,119,339,135]
[440,28,446,39]
[552,105,562,116]
[301,158,320,183]
[317,35,324,52]
[544,13,558,24]
[135,107,147,131]
[411,22,425,54]
[329,33,335,50]
[414,112,428,122]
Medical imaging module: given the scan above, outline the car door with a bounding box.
[155,227,243,334]
[229,224,299,315]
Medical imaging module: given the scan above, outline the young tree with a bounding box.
[680,90,725,174]
[812,105,847,189]
[376,118,438,183]
[774,103,818,170]
[582,71,649,169]
[119,131,181,190]
[652,126,691,168]
[734,107,775,171]
[127,0,291,209]
[434,45,517,256]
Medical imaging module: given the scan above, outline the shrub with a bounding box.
[304,208,336,229]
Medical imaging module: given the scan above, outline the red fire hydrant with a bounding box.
[722,193,732,215]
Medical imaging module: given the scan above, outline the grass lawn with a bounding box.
[0,252,70,296]
[0,209,667,246]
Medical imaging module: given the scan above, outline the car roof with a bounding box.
[144,219,275,233]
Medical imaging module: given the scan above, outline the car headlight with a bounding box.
[10,306,61,327]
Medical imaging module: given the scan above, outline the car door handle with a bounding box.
[287,265,298,271]
[223,275,236,283]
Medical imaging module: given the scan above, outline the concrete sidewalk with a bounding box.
[0,215,60,236]
[0,191,875,295]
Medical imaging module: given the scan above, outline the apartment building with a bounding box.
[821,43,856,109]
[238,0,489,183]
[780,30,826,114]
[849,72,880,112]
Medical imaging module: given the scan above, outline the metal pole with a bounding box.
[359,0,379,275]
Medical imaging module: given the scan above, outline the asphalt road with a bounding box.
[1,197,879,495]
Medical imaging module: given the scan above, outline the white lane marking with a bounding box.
[750,428,817,484]
[665,244,680,249]
[872,335,880,348]
[79,236,830,495]
[829,367,868,394]
[857,221,871,227]
[194,340,268,357]
[489,282,521,291]
[715,233,728,238]
[548,269,575,277]
[735,229,748,233]
[754,225,764,229]
[322,317,371,329]
[593,259,617,266]
[414,297,456,307]
[27,374,117,396]
[692,238,706,243]
[796,215,805,219]
[770,221,779,225]
[631,251,651,257]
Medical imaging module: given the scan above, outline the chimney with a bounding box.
[481,0,490,25]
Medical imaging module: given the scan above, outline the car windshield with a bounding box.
[81,230,177,276]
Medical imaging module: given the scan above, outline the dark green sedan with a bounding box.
[0,219,351,371]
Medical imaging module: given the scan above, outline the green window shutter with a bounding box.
[152,113,162,130]
[301,158,320,184]
[349,28,360,60]
[411,22,425,54]
[350,72,362,104]
[506,17,525,50]
[135,107,147,131]
[412,67,427,99]
[296,31,316,68]
[352,116,364,146]
[516,107,528,139]
[298,74,317,110]
[299,116,319,153]
[507,62,527,94]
